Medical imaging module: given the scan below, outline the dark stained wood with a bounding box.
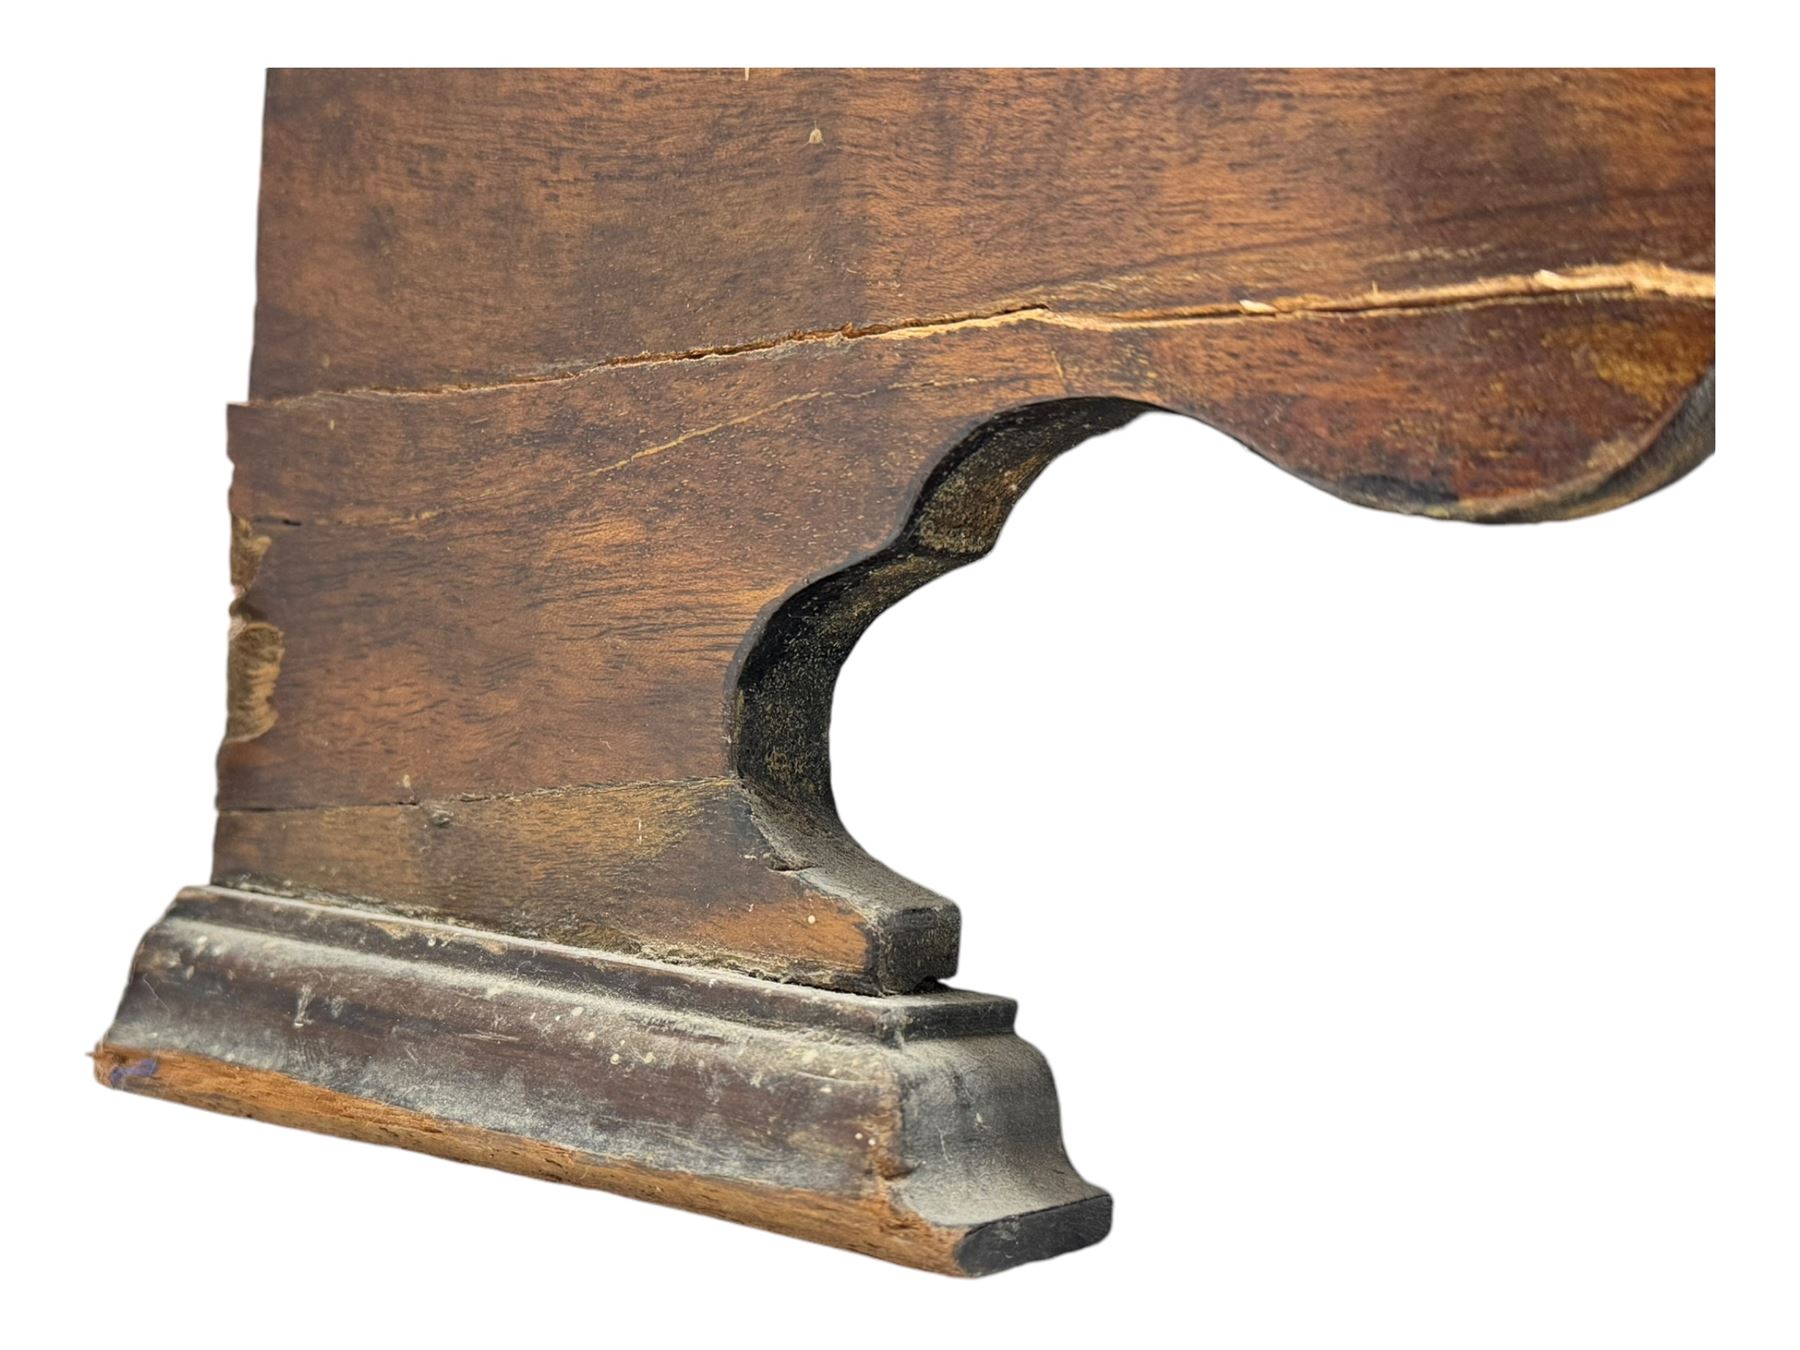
[98,888,1106,1276]
[102,69,1714,1271]
[212,777,954,989]
[250,69,1712,399]
[220,286,1714,990]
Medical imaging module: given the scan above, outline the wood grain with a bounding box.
[99,68,1716,1271]
[251,69,1712,399]
[98,888,1107,1274]
[213,70,1717,993]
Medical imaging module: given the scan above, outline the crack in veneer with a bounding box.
[247,262,1716,410]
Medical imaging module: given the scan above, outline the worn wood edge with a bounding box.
[155,885,1000,1039]
[92,1046,1111,1277]
[732,400,1149,905]
[92,1045,983,1273]
[1478,366,1715,524]
[95,888,1110,1275]
[210,780,957,996]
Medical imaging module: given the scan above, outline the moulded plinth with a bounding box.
[96,887,1107,1275]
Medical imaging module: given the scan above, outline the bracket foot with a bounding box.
[97,888,1107,1275]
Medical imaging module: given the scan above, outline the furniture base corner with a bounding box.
[96,887,1107,1276]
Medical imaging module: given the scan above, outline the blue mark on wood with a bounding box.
[108,1057,159,1089]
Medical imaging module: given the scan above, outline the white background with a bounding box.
[7,12,1791,1348]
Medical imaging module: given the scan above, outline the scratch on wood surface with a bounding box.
[578,379,982,484]
[587,392,830,478]
[248,378,1005,529]
[222,773,738,815]
[247,262,1714,409]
